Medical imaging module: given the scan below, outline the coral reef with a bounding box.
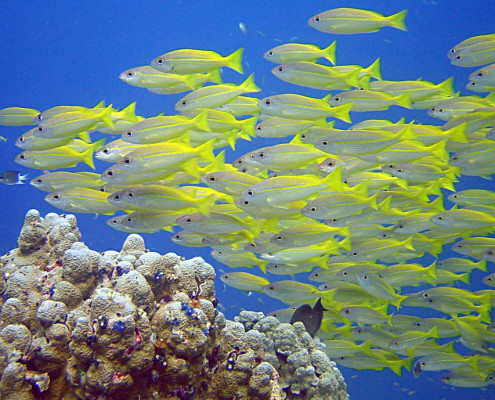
[0,210,348,399]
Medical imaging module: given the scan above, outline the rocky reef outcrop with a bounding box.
[0,210,348,400]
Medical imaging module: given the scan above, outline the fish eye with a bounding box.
[310,207,317,212]
[278,66,284,72]
[19,136,25,142]
[126,192,134,198]
[422,293,429,298]
[36,179,42,183]
[181,101,187,106]
[125,131,133,136]
[107,171,113,176]
[437,216,443,220]
[451,156,458,161]
[397,169,403,173]
[269,286,274,290]
[37,126,43,132]
[344,309,349,314]
[19,154,25,159]
[102,149,109,154]
[276,235,282,240]
[174,234,180,239]
[126,71,134,77]
[208,176,216,182]
[322,141,328,146]
[363,275,368,280]
[456,55,462,60]
[258,152,265,158]
[217,251,223,255]
[478,72,483,77]
[126,217,132,222]
[342,271,348,276]
[113,195,121,200]
[301,134,306,139]
[247,190,254,196]
[314,16,321,22]
[352,252,358,256]
[256,125,263,131]
[333,97,340,102]
[452,194,458,199]
[111,219,117,224]
[53,194,60,200]
[185,218,192,223]
[156,58,164,64]
[264,100,272,106]
[268,51,273,56]
[124,158,131,165]
[36,114,42,121]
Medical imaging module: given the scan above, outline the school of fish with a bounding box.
[1,7,495,389]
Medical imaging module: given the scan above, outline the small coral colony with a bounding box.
[2,6,495,388]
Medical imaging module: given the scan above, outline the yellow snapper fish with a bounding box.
[254,117,322,139]
[34,106,114,138]
[106,184,215,216]
[15,128,91,151]
[107,210,185,233]
[174,74,260,112]
[313,126,416,156]
[45,187,120,215]
[328,89,411,112]
[271,62,361,90]
[264,41,337,64]
[449,37,495,67]
[308,8,408,34]
[121,111,210,144]
[119,66,197,89]
[258,93,353,122]
[30,171,104,192]
[201,169,264,196]
[375,77,455,102]
[150,47,244,74]
[94,139,148,163]
[219,271,270,292]
[236,142,328,170]
[0,107,40,126]
[15,146,96,170]
[107,140,215,174]
[239,167,343,206]
[215,95,261,116]
[469,63,495,87]
[262,280,327,303]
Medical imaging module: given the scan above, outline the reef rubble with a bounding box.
[0,210,348,400]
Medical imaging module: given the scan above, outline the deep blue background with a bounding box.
[1,1,494,398]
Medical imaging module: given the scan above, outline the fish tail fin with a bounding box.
[323,40,337,65]
[323,164,343,191]
[206,68,224,84]
[91,138,106,152]
[398,125,417,141]
[201,150,226,174]
[183,160,200,178]
[377,195,392,212]
[368,192,378,210]
[80,148,95,169]
[241,73,261,93]
[77,131,91,142]
[343,69,362,88]
[196,193,216,217]
[99,106,115,129]
[425,261,438,280]
[477,259,488,272]
[439,76,455,95]
[240,116,258,136]
[446,123,469,143]
[226,47,244,74]
[330,103,353,123]
[389,9,408,32]
[183,74,197,89]
[478,301,492,324]
[120,102,139,122]
[193,109,211,132]
[429,139,449,162]
[258,260,269,274]
[93,100,106,108]
[395,93,412,109]
[195,139,215,162]
[225,129,239,150]
[387,359,405,376]
[367,57,382,80]
[357,75,371,90]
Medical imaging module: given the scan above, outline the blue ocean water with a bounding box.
[0,1,494,398]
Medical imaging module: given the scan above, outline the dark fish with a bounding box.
[0,170,27,185]
[412,360,422,378]
[290,298,325,337]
